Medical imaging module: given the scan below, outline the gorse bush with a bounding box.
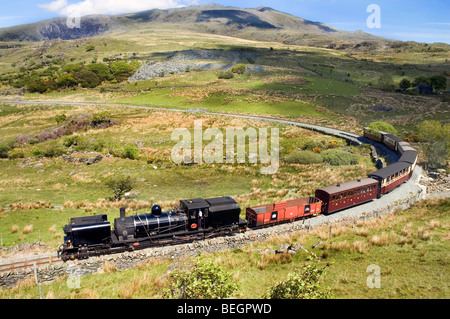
[164,254,238,299]
[321,149,359,166]
[218,71,234,79]
[31,141,66,158]
[123,145,140,160]
[284,150,323,164]
[0,142,11,158]
[231,64,246,74]
[265,263,333,299]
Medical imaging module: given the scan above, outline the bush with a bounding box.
[284,150,323,164]
[164,254,238,299]
[73,68,101,88]
[0,142,11,158]
[265,264,332,299]
[32,142,66,158]
[368,121,397,135]
[26,76,54,93]
[7,149,25,159]
[110,61,137,82]
[218,71,234,79]
[61,63,82,74]
[86,63,113,81]
[231,64,246,74]
[57,74,78,88]
[123,145,139,160]
[63,135,82,148]
[303,140,326,151]
[321,149,359,166]
[104,175,135,201]
[91,111,114,128]
[55,114,67,124]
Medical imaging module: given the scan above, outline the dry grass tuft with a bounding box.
[48,225,56,234]
[118,274,150,299]
[22,225,33,234]
[102,262,116,273]
[352,241,371,254]
[11,225,19,233]
[429,220,440,229]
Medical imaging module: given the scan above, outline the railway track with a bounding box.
[0,254,62,273]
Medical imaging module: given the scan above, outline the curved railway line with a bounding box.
[0,99,425,275]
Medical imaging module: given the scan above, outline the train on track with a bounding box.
[58,128,418,261]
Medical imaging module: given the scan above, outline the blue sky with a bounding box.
[0,0,449,43]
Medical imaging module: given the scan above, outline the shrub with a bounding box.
[0,142,11,158]
[7,149,25,159]
[63,135,82,148]
[164,254,238,299]
[61,63,82,74]
[303,140,326,151]
[26,76,55,93]
[91,111,113,128]
[55,114,67,124]
[368,121,397,135]
[231,64,246,74]
[321,149,359,166]
[123,145,140,160]
[284,150,323,164]
[57,74,78,88]
[265,264,332,299]
[110,61,137,82]
[32,142,66,158]
[218,71,234,79]
[86,63,113,81]
[73,68,101,88]
[104,175,135,201]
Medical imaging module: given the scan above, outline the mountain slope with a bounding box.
[0,4,385,46]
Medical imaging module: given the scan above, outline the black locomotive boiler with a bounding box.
[59,196,246,261]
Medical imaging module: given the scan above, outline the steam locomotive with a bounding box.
[58,128,418,261]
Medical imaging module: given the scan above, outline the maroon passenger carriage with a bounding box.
[315,178,378,214]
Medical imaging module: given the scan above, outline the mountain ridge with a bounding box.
[0,3,387,47]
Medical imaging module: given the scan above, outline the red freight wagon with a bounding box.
[246,197,322,227]
[315,178,378,214]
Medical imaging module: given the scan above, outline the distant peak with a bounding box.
[256,6,275,12]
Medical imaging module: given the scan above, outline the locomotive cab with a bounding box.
[179,198,209,230]
[179,196,243,230]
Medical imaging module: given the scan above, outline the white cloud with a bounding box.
[38,0,69,12]
[38,0,195,17]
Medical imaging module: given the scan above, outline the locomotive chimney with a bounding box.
[120,207,126,219]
